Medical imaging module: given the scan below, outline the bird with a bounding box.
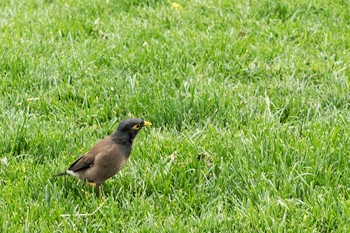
[54,118,151,196]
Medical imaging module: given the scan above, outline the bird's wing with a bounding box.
[68,154,96,172]
[67,137,113,172]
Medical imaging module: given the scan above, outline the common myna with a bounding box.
[54,118,151,196]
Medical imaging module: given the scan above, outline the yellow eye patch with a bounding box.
[132,124,141,130]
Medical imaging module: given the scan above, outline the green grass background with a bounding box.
[1,0,350,231]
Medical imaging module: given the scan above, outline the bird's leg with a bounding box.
[95,183,102,197]
[88,182,101,197]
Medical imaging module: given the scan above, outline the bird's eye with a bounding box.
[132,124,141,130]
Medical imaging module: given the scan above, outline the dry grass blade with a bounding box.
[60,200,107,218]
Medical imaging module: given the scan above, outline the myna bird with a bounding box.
[54,118,151,196]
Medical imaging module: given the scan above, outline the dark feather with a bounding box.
[53,171,67,177]
[68,154,95,172]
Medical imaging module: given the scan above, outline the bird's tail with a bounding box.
[53,171,67,177]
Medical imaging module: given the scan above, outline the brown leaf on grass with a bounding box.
[197,152,213,167]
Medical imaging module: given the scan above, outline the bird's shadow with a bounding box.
[49,175,146,201]
[49,176,97,199]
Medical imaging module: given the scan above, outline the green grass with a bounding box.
[1,0,350,231]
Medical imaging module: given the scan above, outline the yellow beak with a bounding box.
[143,121,152,127]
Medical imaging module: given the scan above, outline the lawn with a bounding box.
[1,0,350,232]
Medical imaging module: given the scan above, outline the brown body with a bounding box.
[54,118,151,196]
[68,136,131,184]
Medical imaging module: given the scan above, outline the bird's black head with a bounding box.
[112,118,151,145]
